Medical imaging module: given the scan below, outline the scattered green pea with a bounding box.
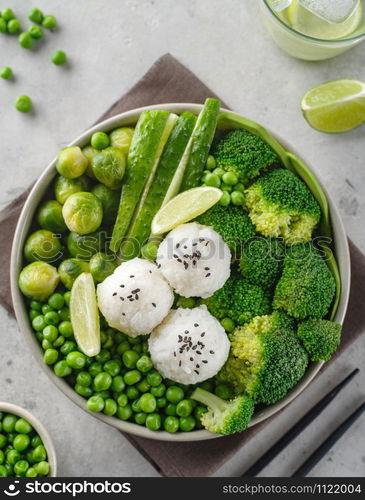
[1,8,14,21]
[221,317,236,333]
[7,19,21,34]
[0,18,7,33]
[14,95,32,113]
[42,15,56,30]
[29,8,44,24]
[52,50,67,66]
[18,32,33,49]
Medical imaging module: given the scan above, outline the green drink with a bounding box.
[260,0,365,60]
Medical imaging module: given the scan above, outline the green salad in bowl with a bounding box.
[11,100,350,441]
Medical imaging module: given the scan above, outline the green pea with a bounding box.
[213,167,226,178]
[88,362,103,377]
[221,183,233,193]
[43,348,58,365]
[104,399,117,416]
[29,25,43,39]
[48,293,64,310]
[215,383,234,400]
[139,393,157,413]
[146,370,162,387]
[150,384,166,397]
[87,395,104,413]
[0,464,7,477]
[124,370,142,386]
[204,173,221,188]
[64,291,71,306]
[18,33,33,49]
[2,415,17,433]
[179,416,196,432]
[44,311,59,325]
[0,66,12,79]
[117,405,132,421]
[31,435,42,448]
[7,432,16,443]
[32,315,46,332]
[76,371,92,387]
[4,463,13,475]
[104,360,120,377]
[126,387,139,400]
[132,344,142,354]
[222,171,239,185]
[0,450,4,465]
[231,191,245,206]
[166,386,184,404]
[136,355,153,374]
[29,310,40,321]
[141,242,158,261]
[75,384,92,398]
[156,397,167,409]
[58,321,73,337]
[165,404,177,416]
[95,349,111,364]
[235,183,245,193]
[93,372,112,391]
[1,8,14,21]
[29,8,44,24]
[194,405,208,426]
[30,300,42,311]
[0,434,7,448]
[206,155,216,170]
[52,50,67,66]
[114,332,126,344]
[176,296,196,308]
[14,459,29,476]
[164,416,179,433]
[91,131,110,150]
[53,335,65,347]
[122,350,139,369]
[14,418,32,435]
[145,413,161,431]
[176,399,193,417]
[134,412,146,425]
[66,351,86,370]
[111,375,125,393]
[42,15,57,30]
[42,304,53,314]
[58,307,70,321]
[6,449,21,465]
[26,467,38,477]
[0,18,6,33]
[43,325,58,342]
[221,317,236,333]
[136,379,150,393]
[8,19,21,34]
[117,394,128,407]
[117,341,131,356]
[199,380,214,392]
[60,341,77,356]
[34,460,49,476]
[54,360,72,377]
[131,399,141,413]
[219,191,231,207]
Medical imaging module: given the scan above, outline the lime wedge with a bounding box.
[288,0,362,39]
[301,79,365,133]
[151,187,222,236]
[70,272,100,357]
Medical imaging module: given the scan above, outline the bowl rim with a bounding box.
[0,401,57,476]
[10,103,351,442]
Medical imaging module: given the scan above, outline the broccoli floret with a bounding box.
[218,312,308,404]
[273,243,336,320]
[202,274,271,325]
[196,203,255,251]
[297,319,342,362]
[213,129,279,185]
[191,387,254,435]
[239,237,285,289]
[245,169,321,245]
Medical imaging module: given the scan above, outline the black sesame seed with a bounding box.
[127,295,133,299]
[194,370,199,375]
[120,297,124,301]
[194,323,199,327]
[201,332,205,337]
[173,254,178,259]
[120,284,125,288]
[184,245,187,249]
[157,264,161,269]
[176,243,180,248]
[183,262,188,270]
[205,267,210,271]
[112,292,117,296]
[196,364,200,369]
[192,242,198,246]
[122,313,126,316]
[149,270,152,274]
[202,360,208,364]
[152,303,156,308]
[192,260,196,266]
[185,330,189,334]
[190,357,193,361]
[196,351,201,355]
[174,352,176,357]
[132,288,140,294]
[130,275,135,278]
[178,335,182,341]
[177,258,182,263]
[179,360,182,367]
[209,350,214,354]
[205,273,211,278]
[192,345,197,350]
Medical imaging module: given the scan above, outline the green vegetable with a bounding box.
[273,243,336,320]
[203,274,271,325]
[219,191,230,206]
[0,18,7,33]
[52,50,67,65]
[36,200,67,232]
[62,192,103,235]
[166,386,184,404]
[109,127,134,155]
[91,147,125,190]
[110,110,177,252]
[1,8,14,21]
[91,184,120,226]
[120,112,196,260]
[0,66,12,79]
[66,229,107,260]
[145,413,161,431]
[197,203,255,252]
[58,258,89,289]
[239,237,285,289]
[82,145,98,179]
[54,175,90,204]
[7,18,21,33]
[297,319,342,362]
[191,387,254,435]
[19,261,59,301]
[42,15,56,29]
[89,252,117,283]
[24,230,62,263]
[91,131,110,150]
[245,169,321,245]
[29,8,44,24]
[56,147,88,179]
[231,191,245,206]
[180,98,221,191]
[28,25,43,39]
[219,311,308,404]
[204,173,220,188]
[14,95,32,112]
[18,32,33,49]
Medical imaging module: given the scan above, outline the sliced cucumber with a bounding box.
[180,98,221,191]
[110,110,177,253]
[120,112,197,260]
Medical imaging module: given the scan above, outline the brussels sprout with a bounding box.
[56,146,88,179]
[82,145,98,180]
[91,184,119,226]
[109,127,134,155]
[36,200,67,232]
[24,230,62,263]
[89,252,117,283]
[19,262,59,301]
[58,258,90,289]
[66,229,108,261]
[62,192,103,235]
[54,175,91,205]
[91,147,125,190]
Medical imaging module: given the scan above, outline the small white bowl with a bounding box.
[0,402,57,476]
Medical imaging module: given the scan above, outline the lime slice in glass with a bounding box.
[301,79,365,133]
[288,0,362,38]
[70,272,100,356]
[151,186,222,236]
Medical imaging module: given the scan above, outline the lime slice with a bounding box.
[151,187,222,236]
[288,0,362,39]
[70,272,100,356]
[301,79,365,133]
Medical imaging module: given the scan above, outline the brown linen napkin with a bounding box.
[1,54,365,477]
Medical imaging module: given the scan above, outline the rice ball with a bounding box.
[97,258,174,337]
[149,306,230,385]
[156,222,231,298]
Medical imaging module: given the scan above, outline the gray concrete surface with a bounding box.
[0,0,364,477]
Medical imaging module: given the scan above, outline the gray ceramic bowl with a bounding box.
[10,104,351,442]
[0,402,57,476]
